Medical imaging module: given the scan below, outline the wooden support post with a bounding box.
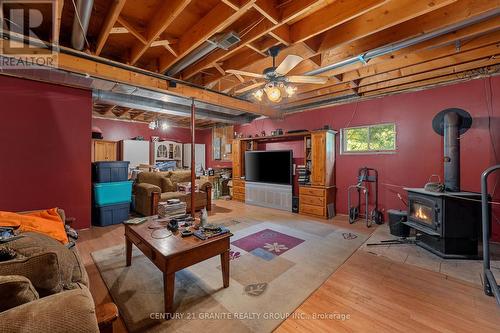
[190,98,196,217]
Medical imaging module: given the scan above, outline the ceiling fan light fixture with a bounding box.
[253,89,264,101]
[265,85,282,103]
[285,85,297,97]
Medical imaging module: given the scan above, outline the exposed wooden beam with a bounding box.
[295,22,500,97]
[362,63,500,97]
[109,27,128,34]
[159,1,256,73]
[359,56,500,93]
[129,0,191,65]
[180,0,325,80]
[290,0,388,43]
[253,0,280,24]
[318,0,457,52]
[268,25,291,46]
[95,0,127,55]
[54,0,64,44]
[28,52,279,117]
[342,31,500,82]
[320,0,500,70]
[246,43,267,56]
[116,16,147,45]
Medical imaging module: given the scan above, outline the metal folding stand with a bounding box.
[482,165,500,306]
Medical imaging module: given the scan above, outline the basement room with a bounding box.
[0,0,499,332]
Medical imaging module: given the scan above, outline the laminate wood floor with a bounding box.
[77,200,500,333]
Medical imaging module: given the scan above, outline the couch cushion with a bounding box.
[0,251,62,297]
[169,170,192,184]
[0,275,39,312]
[5,232,88,287]
[160,177,176,192]
[160,192,187,201]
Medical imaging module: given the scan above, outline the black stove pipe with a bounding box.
[443,112,460,192]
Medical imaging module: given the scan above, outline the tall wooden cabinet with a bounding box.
[300,130,336,219]
[92,140,117,162]
[231,130,336,218]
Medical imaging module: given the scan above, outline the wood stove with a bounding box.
[405,188,482,258]
[403,108,482,258]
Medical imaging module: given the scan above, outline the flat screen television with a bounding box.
[244,150,292,185]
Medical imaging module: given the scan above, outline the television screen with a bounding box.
[244,150,292,185]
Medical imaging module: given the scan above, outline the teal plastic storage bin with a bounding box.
[93,181,133,207]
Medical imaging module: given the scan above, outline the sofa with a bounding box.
[134,170,212,216]
[0,209,114,333]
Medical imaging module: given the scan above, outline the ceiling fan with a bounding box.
[226,46,328,103]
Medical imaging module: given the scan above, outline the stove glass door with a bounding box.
[410,201,434,225]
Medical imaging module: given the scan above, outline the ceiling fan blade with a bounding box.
[226,69,264,79]
[287,75,328,84]
[275,55,303,76]
[235,81,266,94]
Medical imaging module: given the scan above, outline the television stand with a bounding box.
[245,181,292,212]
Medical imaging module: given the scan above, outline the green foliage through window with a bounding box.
[342,123,396,153]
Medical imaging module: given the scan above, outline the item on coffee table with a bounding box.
[158,201,187,218]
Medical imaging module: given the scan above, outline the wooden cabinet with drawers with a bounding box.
[232,179,245,202]
[299,185,336,219]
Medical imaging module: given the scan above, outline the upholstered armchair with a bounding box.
[133,170,212,217]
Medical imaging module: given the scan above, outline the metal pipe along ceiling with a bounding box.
[71,0,94,50]
[304,8,500,77]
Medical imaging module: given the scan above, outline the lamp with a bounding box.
[265,85,282,103]
[253,89,264,101]
[161,121,169,130]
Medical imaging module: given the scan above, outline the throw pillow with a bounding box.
[160,177,176,192]
[0,251,62,296]
[0,275,39,312]
[0,208,69,244]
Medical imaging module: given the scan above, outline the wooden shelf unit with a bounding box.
[232,130,336,219]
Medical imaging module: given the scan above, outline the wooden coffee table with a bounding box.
[124,219,231,318]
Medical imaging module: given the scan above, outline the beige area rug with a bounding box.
[91,218,368,332]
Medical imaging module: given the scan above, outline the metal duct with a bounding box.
[71,0,94,50]
[166,31,240,76]
[443,112,460,192]
[93,90,254,124]
[166,42,218,76]
[304,8,500,77]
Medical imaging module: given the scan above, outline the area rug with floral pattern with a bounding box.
[91,217,368,332]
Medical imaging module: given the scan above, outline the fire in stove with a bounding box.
[415,206,428,220]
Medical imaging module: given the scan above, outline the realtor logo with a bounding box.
[0,0,58,69]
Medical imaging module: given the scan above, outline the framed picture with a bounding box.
[213,137,222,160]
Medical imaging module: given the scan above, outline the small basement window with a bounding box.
[341,123,396,154]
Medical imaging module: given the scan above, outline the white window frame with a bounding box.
[340,123,397,155]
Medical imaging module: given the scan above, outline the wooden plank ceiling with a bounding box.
[51,0,500,117]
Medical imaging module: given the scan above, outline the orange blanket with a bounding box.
[0,208,69,244]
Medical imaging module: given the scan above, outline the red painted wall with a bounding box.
[0,76,92,229]
[210,77,500,240]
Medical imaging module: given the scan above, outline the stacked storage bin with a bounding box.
[92,161,132,226]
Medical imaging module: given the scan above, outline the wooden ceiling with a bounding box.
[11,0,500,115]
